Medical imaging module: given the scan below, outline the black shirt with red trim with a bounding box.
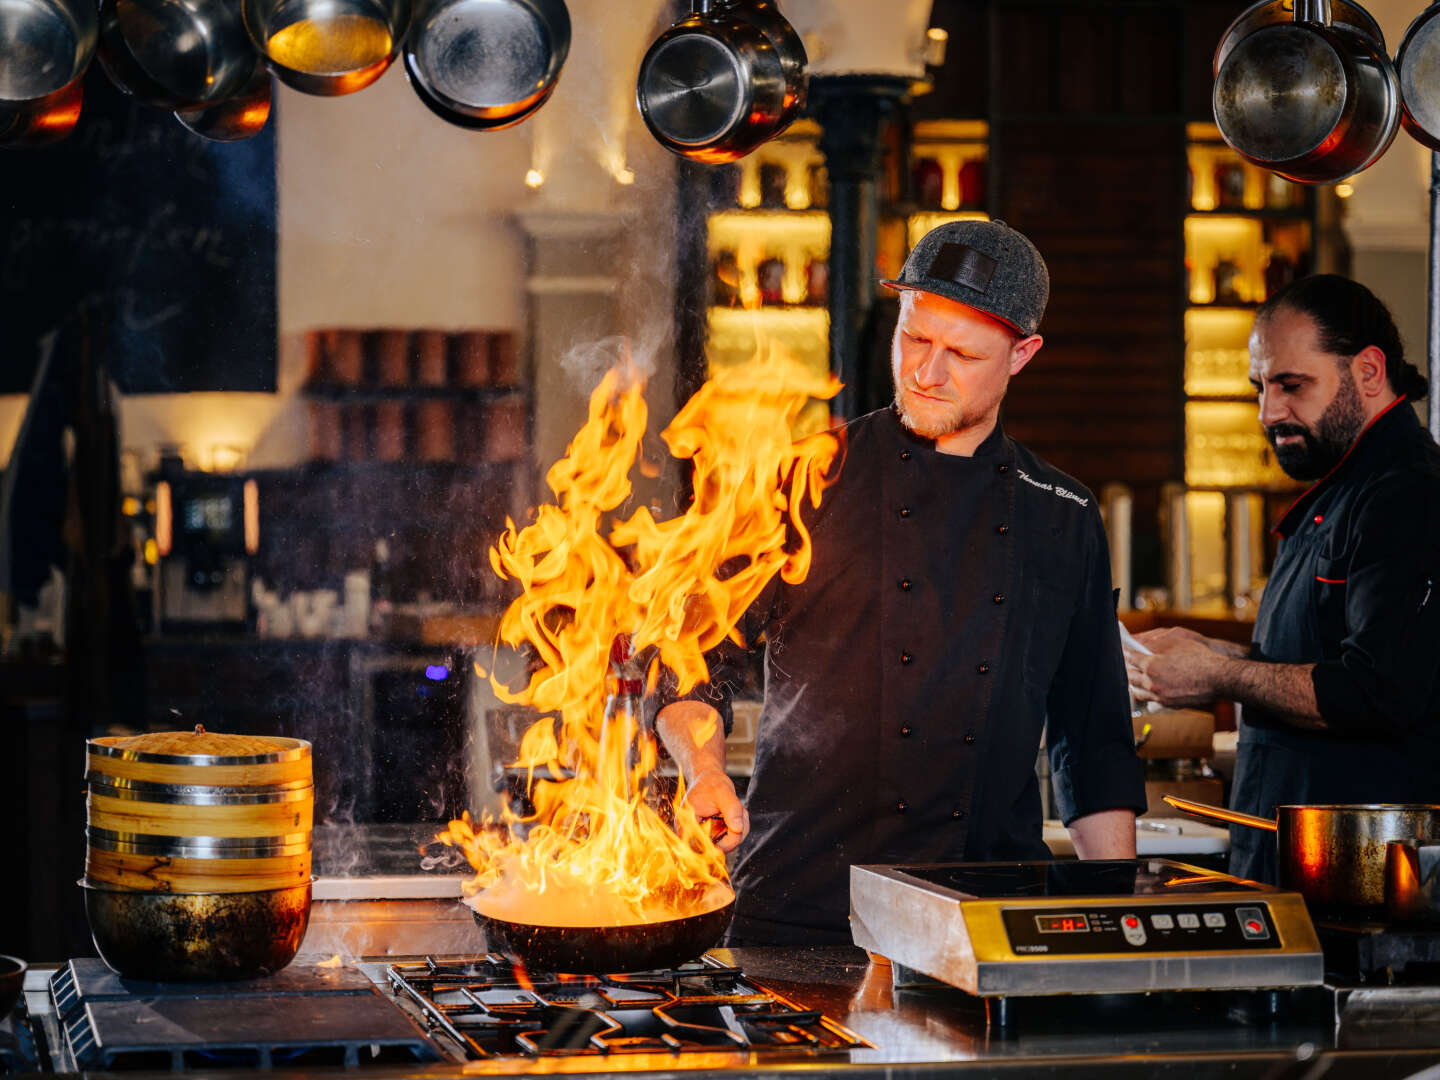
[1231,397,1440,885]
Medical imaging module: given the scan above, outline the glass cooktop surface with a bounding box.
[894,859,1267,899]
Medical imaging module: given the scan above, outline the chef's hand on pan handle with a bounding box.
[656,701,749,853]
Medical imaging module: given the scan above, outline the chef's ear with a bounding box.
[1009,334,1043,376]
[1354,345,1388,397]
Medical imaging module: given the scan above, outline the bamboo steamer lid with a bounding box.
[87,725,312,788]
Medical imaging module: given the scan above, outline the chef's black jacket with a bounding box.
[1231,397,1440,885]
[681,406,1146,945]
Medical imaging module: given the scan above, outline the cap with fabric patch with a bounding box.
[882,219,1050,336]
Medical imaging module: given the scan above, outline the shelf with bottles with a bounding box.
[909,119,989,213]
[705,120,829,213]
[1187,123,1311,216]
[1184,215,1311,308]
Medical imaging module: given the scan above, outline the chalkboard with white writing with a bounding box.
[0,66,277,393]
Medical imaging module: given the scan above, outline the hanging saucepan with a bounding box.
[1212,0,1400,184]
[1395,3,1440,151]
[0,0,96,148]
[243,0,410,96]
[96,0,259,110]
[1164,795,1440,913]
[636,0,807,164]
[174,60,273,141]
[1213,0,1387,78]
[471,892,734,974]
[402,0,568,130]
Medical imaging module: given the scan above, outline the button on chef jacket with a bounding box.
[680,407,1146,945]
[1231,397,1440,886]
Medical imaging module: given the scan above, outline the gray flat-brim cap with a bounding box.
[882,219,1050,336]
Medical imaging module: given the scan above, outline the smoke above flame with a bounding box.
[438,345,841,927]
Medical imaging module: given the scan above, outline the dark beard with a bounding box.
[1266,368,1366,481]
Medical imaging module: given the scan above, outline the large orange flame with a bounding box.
[439,346,841,927]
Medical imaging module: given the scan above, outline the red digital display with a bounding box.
[1035,914,1091,933]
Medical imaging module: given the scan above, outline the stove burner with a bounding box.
[387,954,870,1059]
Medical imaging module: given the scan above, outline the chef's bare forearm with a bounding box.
[656,701,729,783]
[1213,657,1325,730]
[1067,808,1136,859]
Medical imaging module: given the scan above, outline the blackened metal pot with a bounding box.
[80,879,312,981]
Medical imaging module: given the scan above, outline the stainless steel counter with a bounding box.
[21,944,1440,1079]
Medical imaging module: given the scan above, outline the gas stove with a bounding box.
[26,954,867,1073]
[386,954,871,1060]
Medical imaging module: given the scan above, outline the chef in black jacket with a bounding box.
[1127,275,1440,887]
[657,220,1147,946]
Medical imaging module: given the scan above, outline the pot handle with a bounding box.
[1294,0,1333,27]
[1162,795,1279,832]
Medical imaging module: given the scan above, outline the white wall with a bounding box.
[0,0,937,473]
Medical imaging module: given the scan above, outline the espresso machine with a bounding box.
[154,471,258,632]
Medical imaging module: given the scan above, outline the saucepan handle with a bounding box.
[1162,794,1279,832]
[1294,0,1332,27]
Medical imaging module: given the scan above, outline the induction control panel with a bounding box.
[1001,902,1280,954]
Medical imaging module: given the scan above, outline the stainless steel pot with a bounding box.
[80,879,312,981]
[1213,0,1387,78]
[1396,3,1440,151]
[637,0,806,164]
[1165,796,1440,912]
[243,0,410,96]
[1213,0,1400,184]
[1385,838,1440,924]
[403,0,568,130]
[96,0,260,109]
[0,0,96,147]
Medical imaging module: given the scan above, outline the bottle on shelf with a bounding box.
[1215,159,1246,210]
[913,156,944,209]
[1213,258,1243,305]
[958,157,986,209]
[757,254,786,306]
[804,254,828,307]
[1264,248,1295,298]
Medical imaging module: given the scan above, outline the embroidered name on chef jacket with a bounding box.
[1016,468,1089,507]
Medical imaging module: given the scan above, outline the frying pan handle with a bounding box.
[1295,0,1332,27]
[1162,795,1279,832]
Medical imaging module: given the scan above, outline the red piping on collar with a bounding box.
[1271,395,1409,536]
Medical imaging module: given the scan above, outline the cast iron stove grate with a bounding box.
[49,959,444,1071]
[387,954,871,1058]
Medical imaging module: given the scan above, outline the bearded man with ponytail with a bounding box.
[1125,275,1440,887]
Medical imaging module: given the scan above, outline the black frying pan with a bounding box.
[472,897,734,974]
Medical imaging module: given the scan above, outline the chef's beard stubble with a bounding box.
[1266,363,1366,481]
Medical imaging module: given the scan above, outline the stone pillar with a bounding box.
[809,75,912,420]
[514,211,625,485]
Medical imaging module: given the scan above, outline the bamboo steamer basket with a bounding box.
[84,727,313,894]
